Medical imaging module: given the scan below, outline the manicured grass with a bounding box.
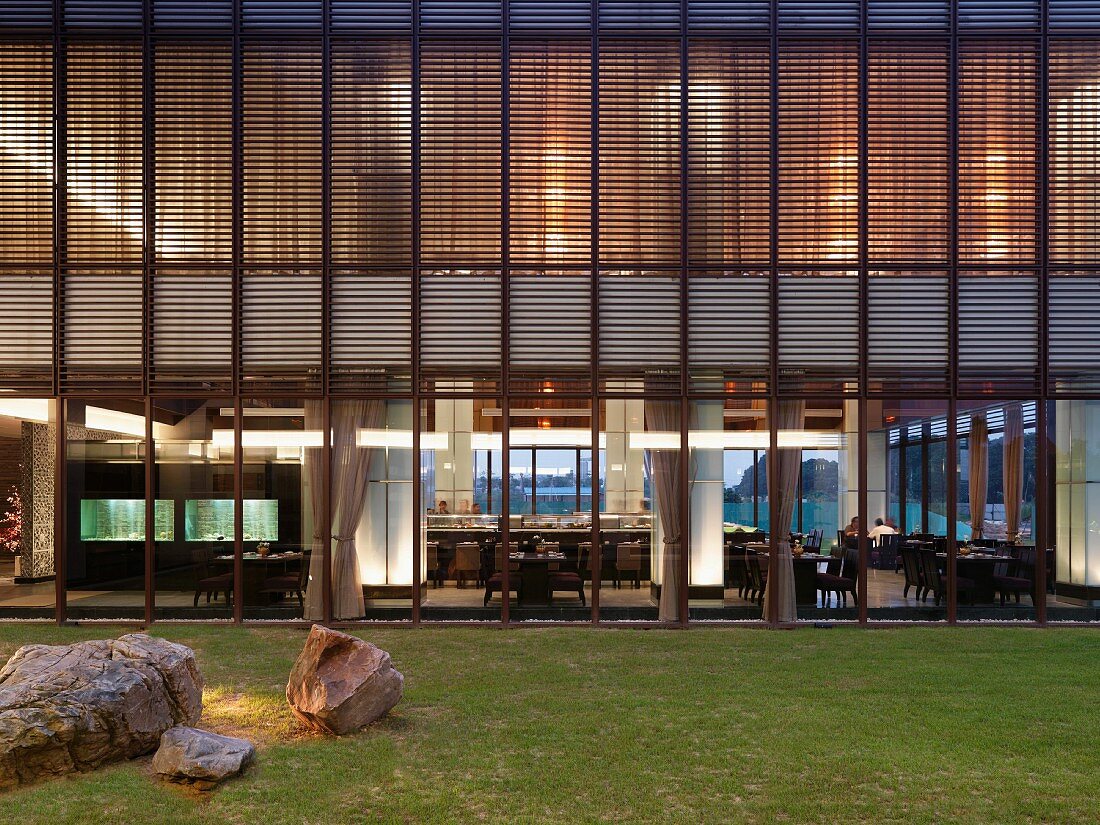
[1,624,1098,824]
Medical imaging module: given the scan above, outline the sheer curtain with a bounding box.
[303,400,326,620]
[764,399,803,622]
[968,414,989,540]
[647,399,682,623]
[1002,404,1024,542]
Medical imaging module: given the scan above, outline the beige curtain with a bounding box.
[763,399,803,622]
[969,414,989,540]
[302,400,326,620]
[647,399,682,623]
[1002,404,1024,542]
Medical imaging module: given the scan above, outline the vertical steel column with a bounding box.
[1037,0,1050,624]
[410,0,422,624]
[54,399,66,623]
[232,395,243,623]
[766,0,780,627]
[589,0,601,624]
[1036,399,1049,623]
[322,396,332,623]
[320,0,334,626]
[678,0,690,627]
[142,0,154,626]
[946,0,959,625]
[500,396,511,626]
[500,2,511,627]
[857,0,869,624]
[231,0,243,623]
[921,422,931,533]
[52,0,65,624]
[898,427,908,533]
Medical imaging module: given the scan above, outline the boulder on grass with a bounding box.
[0,633,203,789]
[286,625,403,735]
[152,727,255,790]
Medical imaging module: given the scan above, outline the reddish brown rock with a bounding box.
[285,625,403,735]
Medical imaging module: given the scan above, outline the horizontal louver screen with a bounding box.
[421,1,502,29]
[510,41,591,266]
[150,269,232,392]
[243,44,322,265]
[958,1,1039,30]
[154,43,233,264]
[510,1,591,30]
[688,40,770,266]
[331,270,412,392]
[240,270,323,393]
[0,44,52,266]
[958,43,1039,265]
[599,1,680,29]
[779,43,858,265]
[331,40,412,266]
[154,1,233,29]
[687,1,770,29]
[2,1,51,27]
[65,43,143,265]
[598,41,681,265]
[779,1,859,30]
[778,273,859,394]
[331,1,412,30]
[868,1,949,31]
[419,272,502,388]
[868,42,949,264]
[242,1,322,30]
[1049,41,1100,265]
[1049,273,1100,393]
[957,273,1039,394]
[420,43,502,265]
[599,274,681,394]
[867,271,949,394]
[1050,2,1100,29]
[0,271,53,392]
[61,269,143,391]
[509,272,591,390]
[64,0,141,27]
[687,272,770,392]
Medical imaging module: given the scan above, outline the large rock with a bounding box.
[0,633,203,789]
[286,625,403,735]
[152,726,254,790]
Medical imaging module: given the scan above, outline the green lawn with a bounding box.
[0,625,1097,824]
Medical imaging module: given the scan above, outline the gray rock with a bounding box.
[286,625,403,735]
[0,633,203,789]
[152,726,255,789]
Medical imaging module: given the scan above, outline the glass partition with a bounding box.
[0,399,56,618]
[420,398,503,620]
[153,399,233,620]
[65,399,146,620]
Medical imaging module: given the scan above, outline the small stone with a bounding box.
[286,625,403,735]
[152,726,255,790]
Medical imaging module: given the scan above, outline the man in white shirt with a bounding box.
[867,517,897,544]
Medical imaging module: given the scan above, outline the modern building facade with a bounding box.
[1,1,1099,626]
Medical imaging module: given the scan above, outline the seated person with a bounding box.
[471,503,483,515]
[868,517,897,544]
[436,500,450,515]
[456,499,471,515]
[844,516,861,537]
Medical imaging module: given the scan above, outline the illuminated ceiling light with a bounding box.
[0,399,51,423]
[218,407,305,418]
[211,429,322,448]
[85,406,172,440]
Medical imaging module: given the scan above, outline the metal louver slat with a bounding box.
[687,1,770,30]
[242,1,322,30]
[1050,2,1100,29]
[419,272,502,389]
[509,40,591,266]
[64,0,142,28]
[0,44,52,266]
[957,1,1039,30]
[62,269,143,391]
[509,272,591,391]
[330,270,412,392]
[779,1,860,30]
[687,272,770,393]
[868,42,949,264]
[598,41,681,266]
[510,1,591,30]
[867,271,949,394]
[778,273,859,394]
[154,42,233,264]
[867,2,949,31]
[1048,273,1100,394]
[154,0,233,29]
[331,40,412,266]
[599,1,680,30]
[151,270,232,392]
[420,43,502,265]
[779,43,858,265]
[599,274,681,394]
[421,0,502,29]
[688,40,770,266]
[1,1,52,27]
[958,273,1039,394]
[331,1,412,30]
[1049,41,1100,264]
[243,44,322,266]
[0,271,53,392]
[240,270,323,394]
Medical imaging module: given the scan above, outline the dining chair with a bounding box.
[918,545,975,606]
[993,546,1036,606]
[426,541,442,588]
[192,548,233,607]
[614,542,642,589]
[817,547,859,608]
[900,542,922,599]
[260,551,308,609]
[454,542,481,588]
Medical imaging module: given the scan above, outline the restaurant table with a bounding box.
[509,552,566,606]
[213,551,303,605]
[744,544,840,606]
[935,552,1011,604]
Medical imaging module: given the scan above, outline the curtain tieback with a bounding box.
[333,535,355,542]
[662,537,681,545]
